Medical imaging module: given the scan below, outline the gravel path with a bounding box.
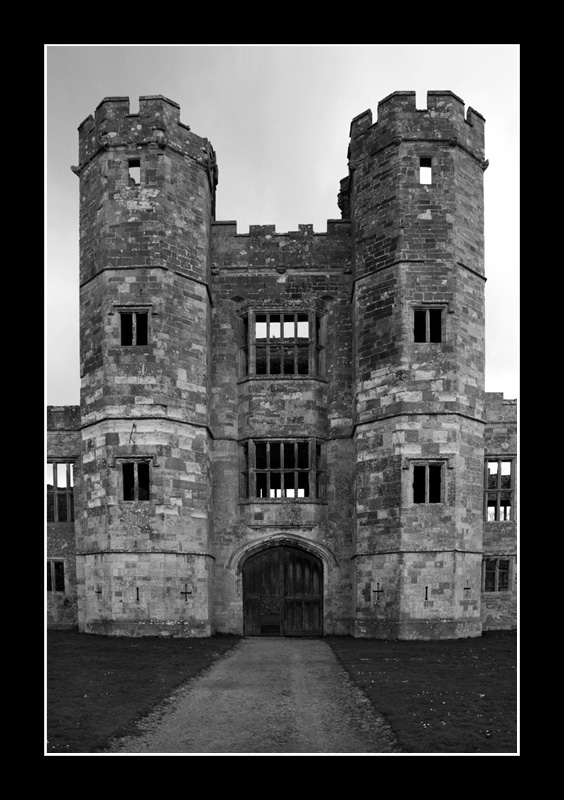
[106,638,401,754]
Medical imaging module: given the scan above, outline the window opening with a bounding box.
[414,307,443,343]
[120,311,149,346]
[128,158,141,185]
[122,461,151,501]
[483,558,510,592]
[485,458,515,521]
[47,560,65,592]
[241,311,323,377]
[413,462,443,504]
[241,440,325,500]
[46,462,74,522]
[419,157,432,184]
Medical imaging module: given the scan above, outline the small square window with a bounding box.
[413,462,443,504]
[121,460,151,501]
[414,307,443,343]
[120,311,149,346]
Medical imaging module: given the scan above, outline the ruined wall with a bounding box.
[47,407,81,628]
[210,221,355,634]
[482,393,517,630]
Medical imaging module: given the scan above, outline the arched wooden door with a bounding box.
[243,546,323,636]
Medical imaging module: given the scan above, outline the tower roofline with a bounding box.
[349,90,485,162]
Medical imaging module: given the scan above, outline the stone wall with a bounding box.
[47,407,81,628]
[210,221,356,635]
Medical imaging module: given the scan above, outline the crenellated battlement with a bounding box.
[211,219,352,274]
[75,95,216,177]
[212,220,351,238]
[349,90,485,164]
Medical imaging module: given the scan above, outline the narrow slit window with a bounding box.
[123,462,135,501]
[429,309,442,343]
[136,313,148,345]
[128,158,141,185]
[413,465,426,503]
[414,309,427,343]
[428,464,442,503]
[419,157,432,184]
[241,442,249,498]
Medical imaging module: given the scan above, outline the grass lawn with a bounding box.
[46,629,517,755]
[46,631,240,754]
[326,631,517,754]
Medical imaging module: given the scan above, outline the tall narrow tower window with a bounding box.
[128,158,141,185]
[419,157,432,184]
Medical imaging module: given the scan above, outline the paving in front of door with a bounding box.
[106,638,402,754]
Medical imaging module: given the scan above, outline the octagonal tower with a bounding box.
[73,96,217,636]
[347,92,488,638]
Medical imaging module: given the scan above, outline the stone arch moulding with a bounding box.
[227,532,339,574]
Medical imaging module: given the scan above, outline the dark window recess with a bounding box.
[413,465,426,503]
[46,462,74,522]
[420,157,432,184]
[47,560,65,592]
[128,158,141,185]
[120,312,148,346]
[483,558,510,592]
[414,308,443,343]
[413,463,443,504]
[241,440,325,500]
[122,461,151,501]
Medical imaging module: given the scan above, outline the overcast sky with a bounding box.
[45,44,519,406]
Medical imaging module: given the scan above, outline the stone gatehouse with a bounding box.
[47,91,517,639]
